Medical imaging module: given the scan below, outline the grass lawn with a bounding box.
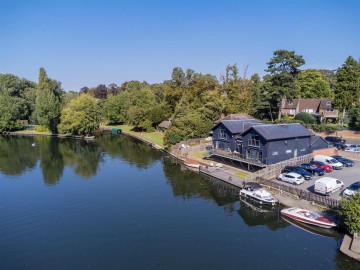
[190,151,208,159]
[107,125,164,148]
[233,171,249,179]
[11,130,51,135]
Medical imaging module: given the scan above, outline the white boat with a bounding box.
[239,182,277,205]
[281,207,337,229]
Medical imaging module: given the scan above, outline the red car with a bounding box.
[309,161,332,172]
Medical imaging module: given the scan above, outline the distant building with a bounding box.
[158,120,172,131]
[281,98,338,123]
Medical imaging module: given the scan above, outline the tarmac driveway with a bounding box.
[275,161,360,200]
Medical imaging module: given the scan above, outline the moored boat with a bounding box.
[184,159,200,169]
[280,207,336,229]
[281,215,340,238]
[239,182,277,205]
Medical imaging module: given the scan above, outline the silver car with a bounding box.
[277,172,305,185]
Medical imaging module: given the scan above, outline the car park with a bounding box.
[313,155,343,170]
[342,181,360,199]
[324,136,346,150]
[331,155,354,167]
[299,163,326,176]
[277,172,305,185]
[282,166,313,180]
[314,177,344,196]
[309,161,333,172]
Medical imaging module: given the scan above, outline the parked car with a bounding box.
[309,161,333,173]
[314,177,344,196]
[324,136,346,150]
[299,163,326,176]
[313,155,343,170]
[344,146,360,153]
[277,172,305,185]
[282,166,313,180]
[342,182,360,199]
[331,155,354,167]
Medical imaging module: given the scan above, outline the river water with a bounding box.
[0,134,358,269]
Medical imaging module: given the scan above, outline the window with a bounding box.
[288,100,293,105]
[289,109,296,115]
[219,129,227,139]
[326,101,331,105]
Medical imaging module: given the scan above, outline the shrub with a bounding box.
[294,112,316,124]
[35,125,50,132]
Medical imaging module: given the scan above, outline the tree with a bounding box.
[294,112,316,124]
[295,69,332,98]
[348,103,360,130]
[340,192,360,233]
[58,94,101,135]
[33,68,62,133]
[266,50,305,120]
[334,56,360,126]
[0,95,23,132]
[94,84,108,99]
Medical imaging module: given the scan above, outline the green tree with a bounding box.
[0,95,23,132]
[348,103,360,130]
[222,64,252,114]
[266,50,305,120]
[340,192,360,233]
[334,56,360,126]
[58,94,101,135]
[295,69,332,98]
[33,68,62,133]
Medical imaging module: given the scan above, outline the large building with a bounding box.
[211,121,328,166]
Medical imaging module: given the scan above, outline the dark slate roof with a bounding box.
[249,123,314,140]
[212,120,259,134]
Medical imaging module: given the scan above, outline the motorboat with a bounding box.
[280,207,337,229]
[281,215,340,239]
[239,182,277,205]
[184,159,200,169]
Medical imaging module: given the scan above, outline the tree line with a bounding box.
[1,50,360,146]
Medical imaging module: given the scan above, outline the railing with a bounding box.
[258,177,339,209]
[209,149,266,167]
[248,139,260,147]
[242,153,314,182]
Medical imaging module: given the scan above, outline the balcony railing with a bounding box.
[248,139,260,147]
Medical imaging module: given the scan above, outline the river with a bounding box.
[0,133,358,269]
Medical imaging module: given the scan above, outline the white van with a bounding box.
[314,177,344,195]
[313,155,343,170]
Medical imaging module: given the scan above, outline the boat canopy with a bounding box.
[244,182,263,189]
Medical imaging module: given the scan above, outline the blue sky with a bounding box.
[0,0,359,91]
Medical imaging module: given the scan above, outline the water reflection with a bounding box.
[0,133,162,184]
[0,136,37,175]
[97,134,163,168]
[237,198,289,230]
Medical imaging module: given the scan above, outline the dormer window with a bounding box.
[326,101,331,105]
[288,100,293,105]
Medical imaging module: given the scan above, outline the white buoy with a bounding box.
[31,143,35,147]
